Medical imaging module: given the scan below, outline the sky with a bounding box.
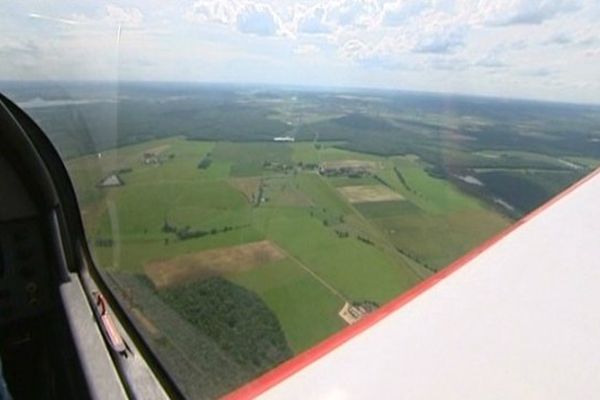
[1,0,599,104]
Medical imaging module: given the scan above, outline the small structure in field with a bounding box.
[98,173,124,188]
[273,136,295,142]
[339,300,379,324]
[339,302,368,324]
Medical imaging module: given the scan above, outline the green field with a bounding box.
[71,135,513,347]
[227,258,345,352]
[68,134,516,393]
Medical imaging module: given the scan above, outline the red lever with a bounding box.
[94,292,126,354]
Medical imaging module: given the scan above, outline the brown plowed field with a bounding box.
[145,240,286,288]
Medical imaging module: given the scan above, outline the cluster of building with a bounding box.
[339,302,371,324]
[143,152,161,165]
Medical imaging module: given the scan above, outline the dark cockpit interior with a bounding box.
[0,94,91,399]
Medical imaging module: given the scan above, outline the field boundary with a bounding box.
[276,246,348,303]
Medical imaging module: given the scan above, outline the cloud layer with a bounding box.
[1,1,599,103]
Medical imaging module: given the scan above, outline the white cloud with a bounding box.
[296,5,331,34]
[510,40,529,50]
[475,53,508,68]
[336,35,408,69]
[325,0,380,28]
[428,56,469,71]
[3,0,600,102]
[543,33,573,46]
[521,67,555,77]
[339,38,370,60]
[380,0,428,26]
[478,0,582,26]
[186,0,283,36]
[236,3,279,36]
[185,0,239,24]
[105,5,143,27]
[412,24,466,54]
[66,5,144,28]
[584,48,600,58]
[294,44,321,55]
[0,39,42,69]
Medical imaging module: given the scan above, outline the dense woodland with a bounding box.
[159,277,293,377]
[3,82,599,160]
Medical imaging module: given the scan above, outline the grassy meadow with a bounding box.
[68,136,514,356]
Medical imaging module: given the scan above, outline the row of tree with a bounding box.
[198,153,213,169]
[162,220,243,241]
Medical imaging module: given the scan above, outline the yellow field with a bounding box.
[142,144,171,156]
[338,184,405,203]
[321,159,379,170]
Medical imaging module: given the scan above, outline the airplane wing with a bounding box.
[227,168,600,399]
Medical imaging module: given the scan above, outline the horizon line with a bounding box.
[1,79,599,108]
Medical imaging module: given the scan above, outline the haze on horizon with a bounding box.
[1,0,599,104]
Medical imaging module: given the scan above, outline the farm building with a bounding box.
[339,302,369,324]
[143,152,160,165]
[273,136,295,142]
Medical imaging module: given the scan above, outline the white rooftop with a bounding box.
[99,174,122,187]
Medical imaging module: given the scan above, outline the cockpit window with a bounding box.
[2,1,600,397]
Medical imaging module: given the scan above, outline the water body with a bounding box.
[493,197,515,211]
[18,97,114,109]
[456,175,484,186]
[557,159,582,170]
[477,152,500,159]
